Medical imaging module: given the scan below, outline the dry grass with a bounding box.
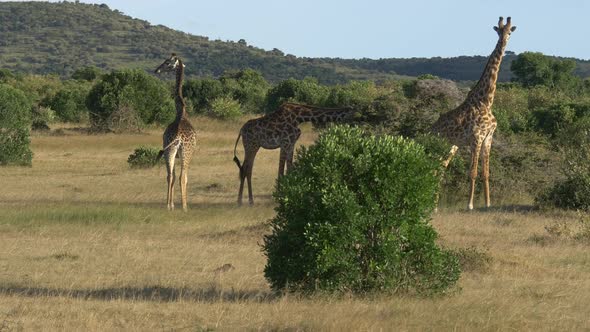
[0,117,589,330]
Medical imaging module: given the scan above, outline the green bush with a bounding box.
[71,66,102,81]
[127,146,162,168]
[537,118,590,210]
[493,86,530,134]
[220,69,270,113]
[264,78,330,112]
[86,69,174,131]
[183,78,224,114]
[43,81,91,122]
[263,126,460,294]
[0,84,33,166]
[326,80,379,111]
[209,96,242,120]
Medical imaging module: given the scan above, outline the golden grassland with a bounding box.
[0,117,589,331]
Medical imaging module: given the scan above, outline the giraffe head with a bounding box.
[155,53,184,74]
[493,17,516,41]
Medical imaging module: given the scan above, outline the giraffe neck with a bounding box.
[464,35,508,112]
[174,59,187,120]
[291,105,353,124]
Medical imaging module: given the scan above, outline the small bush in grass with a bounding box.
[127,147,162,169]
[209,96,242,120]
[263,125,460,295]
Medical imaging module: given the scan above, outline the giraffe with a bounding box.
[154,53,197,211]
[233,102,355,206]
[431,17,516,210]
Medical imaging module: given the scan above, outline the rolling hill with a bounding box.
[1,1,589,84]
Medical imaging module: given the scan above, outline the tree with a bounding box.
[86,69,174,131]
[511,52,580,90]
[0,84,33,166]
[265,78,330,112]
[183,78,224,114]
[220,69,269,113]
[71,66,102,81]
[43,80,92,122]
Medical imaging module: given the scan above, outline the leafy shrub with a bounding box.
[537,117,590,211]
[183,78,224,114]
[264,78,330,112]
[493,86,530,134]
[0,84,33,166]
[209,96,242,120]
[86,69,174,131]
[263,126,460,294]
[326,80,379,111]
[43,81,91,122]
[71,66,102,81]
[220,69,270,113]
[127,146,162,168]
[31,105,55,131]
[532,104,576,137]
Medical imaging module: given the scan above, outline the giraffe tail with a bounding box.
[155,138,181,164]
[155,150,164,163]
[233,130,244,178]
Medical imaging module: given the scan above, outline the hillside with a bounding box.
[1,2,589,83]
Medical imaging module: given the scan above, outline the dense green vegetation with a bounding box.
[2,2,590,84]
[86,69,175,131]
[264,126,460,294]
[0,84,32,166]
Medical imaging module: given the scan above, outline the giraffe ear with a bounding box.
[510,26,517,32]
[493,26,499,32]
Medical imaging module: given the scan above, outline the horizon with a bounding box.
[5,0,589,61]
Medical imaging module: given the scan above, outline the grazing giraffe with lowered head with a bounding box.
[154,53,197,211]
[233,102,355,206]
[431,17,516,210]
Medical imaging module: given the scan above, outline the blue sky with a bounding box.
[23,0,590,59]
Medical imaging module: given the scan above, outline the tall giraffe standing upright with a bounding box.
[233,102,355,206]
[154,54,197,211]
[432,17,516,210]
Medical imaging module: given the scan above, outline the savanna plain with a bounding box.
[0,117,589,331]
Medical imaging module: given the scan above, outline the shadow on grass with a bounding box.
[0,284,277,303]
[0,199,276,211]
[475,204,538,213]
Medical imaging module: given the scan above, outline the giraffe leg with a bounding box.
[285,145,295,173]
[281,129,299,176]
[468,141,483,211]
[237,168,246,207]
[165,146,179,210]
[278,148,287,178]
[481,134,494,209]
[179,149,193,212]
[246,147,259,206]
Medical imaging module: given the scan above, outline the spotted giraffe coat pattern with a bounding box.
[431,17,516,210]
[155,54,197,211]
[233,102,355,205]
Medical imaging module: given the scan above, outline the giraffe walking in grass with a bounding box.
[432,17,516,210]
[233,102,355,206]
[154,53,197,211]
